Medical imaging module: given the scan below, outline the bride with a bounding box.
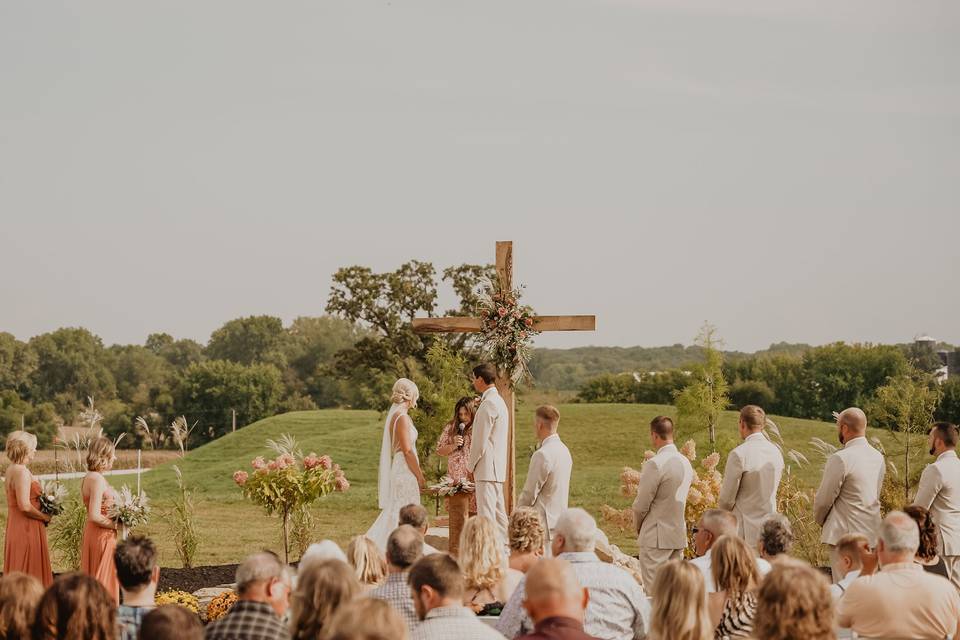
[365,378,427,550]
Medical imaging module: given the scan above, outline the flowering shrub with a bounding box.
[155,590,199,614]
[205,590,238,622]
[475,278,539,385]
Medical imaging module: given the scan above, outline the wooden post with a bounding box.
[232,409,236,433]
[494,241,517,514]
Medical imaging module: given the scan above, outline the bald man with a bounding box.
[813,407,885,582]
[520,559,596,640]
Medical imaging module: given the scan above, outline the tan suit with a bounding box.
[718,432,785,548]
[632,443,694,589]
[468,386,510,540]
[517,433,572,547]
[813,436,885,580]
[913,449,960,590]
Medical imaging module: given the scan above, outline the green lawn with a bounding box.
[1,403,928,570]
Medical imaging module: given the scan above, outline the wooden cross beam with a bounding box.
[412,241,596,513]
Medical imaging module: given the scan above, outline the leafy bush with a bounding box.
[728,379,776,410]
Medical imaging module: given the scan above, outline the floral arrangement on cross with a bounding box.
[233,434,349,563]
[475,277,540,385]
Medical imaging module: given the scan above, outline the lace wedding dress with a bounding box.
[366,406,421,550]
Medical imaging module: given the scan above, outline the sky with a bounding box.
[1,0,958,352]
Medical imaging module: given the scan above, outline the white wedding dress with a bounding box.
[366,406,422,551]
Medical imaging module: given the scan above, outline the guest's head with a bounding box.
[4,431,37,465]
[472,363,498,392]
[551,508,597,557]
[391,378,419,409]
[459,516,505,592]
[834,533,868,579]
[836,407,867,445]
[386,525,423,573]
[399,504,429,535]
[711,535,759,595]
[508,507,545,563]
[453,396,476,428]
[738,405,766,439]
[534,405,561,442]
[85,436,116,473]
[877,510,920,567]
[323,598,408,640]
[346,535,387,588]
[408,554,465,620]
[522,558,589,626]
[32,573,116,640]
[754,558,836,640]
[114,535,159,602]
[904,505,939,562]
[300,540,347,570]
[649,560,712,640]
[290,559,360,640]
[0,572,43,640]
[929,421,959,457]
[138,605,203,640]
[649,415,674,448]
[694,509,738,557]
[758,514,794,560]
[235,551,292,618]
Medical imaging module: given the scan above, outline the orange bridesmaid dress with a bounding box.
[80,485,119,604]
[3,477,53,587]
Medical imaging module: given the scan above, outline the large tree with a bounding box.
[27,328,116,416]
[0,332,37,393]
[206,315,290,368]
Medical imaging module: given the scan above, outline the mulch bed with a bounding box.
[158,564,239,594]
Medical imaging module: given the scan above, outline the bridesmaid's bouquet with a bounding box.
[428,475,475,496]
[108,485,151,538]
[38,481,67,516]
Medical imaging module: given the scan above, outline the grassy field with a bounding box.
[1,402,927,570]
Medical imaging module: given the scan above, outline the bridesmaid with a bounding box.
[80,436,120,604]
[3,431,53,587]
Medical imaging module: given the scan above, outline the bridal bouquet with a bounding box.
[108,485,151,538]
[429,475,475,496]
[38,481,67,516]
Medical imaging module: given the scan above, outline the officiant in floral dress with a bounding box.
[436,396,478,557]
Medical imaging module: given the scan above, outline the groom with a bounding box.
[467,362,510,542]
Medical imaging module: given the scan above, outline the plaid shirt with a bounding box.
[205,600,290,640]
[117,605,153,640]
[411,606,506,640]
[368,572,419,633]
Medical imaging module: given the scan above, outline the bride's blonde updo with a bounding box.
[390,378,419,408]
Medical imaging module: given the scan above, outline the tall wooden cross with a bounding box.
[412,241,596,512]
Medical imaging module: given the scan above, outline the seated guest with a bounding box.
[460,516,523,612]
[290,559,360,640]
[509,508,546,574]
[754,558,835,640]
[408,554,505,640]
[347,535,388,591]
[519,558,596,640]
[32,573,116,640]
[905,504,949,577]
[0,572,44,640]
[400,504,440,555]
[708,535,759,640]
[649,560,711,640]
[757,514,793,562]
[325,598,409,640]
[205,552,292,640]
[369,525,423,633]
[139,605,204,640]
[114,535,159,640]
[828,533,868,600]
[837,511,960,639]
[497,508,650,640]
[691,509,770,593]
[300,539,347,568]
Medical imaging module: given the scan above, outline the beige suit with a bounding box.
[718,432,785,547]
[517,433,572,547]
[913,449,960,590]
[468,386,510,540]
[813,436,885,580]
[632,443,694,589]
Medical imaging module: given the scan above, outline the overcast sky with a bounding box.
[1,0,957,352]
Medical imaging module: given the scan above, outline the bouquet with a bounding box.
[38,481,67,516]
[428,475,475,496]
[108,485,150,538]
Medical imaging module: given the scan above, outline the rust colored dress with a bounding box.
[3,474,53,587]
[80,484,119,604]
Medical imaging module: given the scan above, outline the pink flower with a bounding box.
[303,455,319,470]
[524,317,534,328]
[267,461,278,471]
[333,463,342,473]
[318,455,332,470]
[233,470,248,486]
[498,307,508,317]
[255,467,268,476]
[252,456,266,470]
[519,332,527,340]
[335,476,350,492]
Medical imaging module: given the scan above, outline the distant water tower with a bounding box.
[914,333,949,383]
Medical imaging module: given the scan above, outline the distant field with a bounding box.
[0,449,180,476]
[0,403,926,570]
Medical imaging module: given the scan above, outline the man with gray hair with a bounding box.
[497,508,650,640]
[837,511,960,639]
[369,525,424,634]
[205,551,292,640]
[689,509,770,592]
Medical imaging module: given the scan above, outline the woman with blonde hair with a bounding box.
[290,559,361,640]
[346,535,387,591]
[754,558,835,640]
[649,560,712,640]
[3,431,53,587]
[507,507,545,574]
[708,535,760,640]
[459,515,523,612]
[80,436,120,604]
[0,572,44,640]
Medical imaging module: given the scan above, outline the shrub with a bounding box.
[728,379,776,410]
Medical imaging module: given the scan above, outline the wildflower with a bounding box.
[524,317,534,328]
[251,456,266,470]
[498,307,508,317]
[318,455,332,470]
[335,476,350,492]
[267,461,278,471]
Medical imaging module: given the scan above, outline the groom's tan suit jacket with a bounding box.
[517,433,572,541]
[813,436,885,545]
[717,432,785,547]
[468,386,509,482]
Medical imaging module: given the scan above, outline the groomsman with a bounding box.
[632,415,694,589]
[813,407,885,582]
[718,405,785,548]
[517,405,573,554]
[468,363,510,542]
[913,421,960,590]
